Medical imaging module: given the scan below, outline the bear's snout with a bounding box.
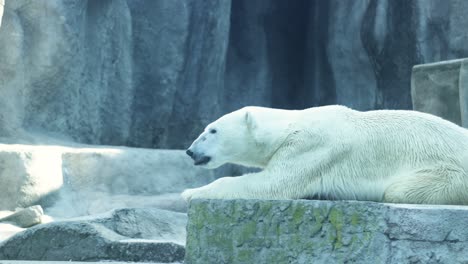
[186,149,194,157]
[186,148,211,166]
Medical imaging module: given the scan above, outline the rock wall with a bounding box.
[186,199,468,264]
[412,58,468,127]
[1,0,468,148]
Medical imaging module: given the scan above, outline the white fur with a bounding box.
[182,105,468,205]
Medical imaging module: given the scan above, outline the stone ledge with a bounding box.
[0,145,217,214]
[185,199,468,264]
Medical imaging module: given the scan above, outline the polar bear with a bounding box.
[182,105,468,205]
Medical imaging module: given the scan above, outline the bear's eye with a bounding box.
[209,129,217,134]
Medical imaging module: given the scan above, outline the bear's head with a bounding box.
[186,107,272,169]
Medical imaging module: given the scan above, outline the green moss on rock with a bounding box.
[292,206,306,226]
[329,207,344,249]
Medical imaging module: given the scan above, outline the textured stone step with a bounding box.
[186,199,468,264]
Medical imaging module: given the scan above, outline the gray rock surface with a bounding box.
[412,58,468,127]
[0,143,215,215]
[0,206,43,228]
[0,145,63,210]
[2,1,468,149]
[0,208,186,262]
[186,199,468,264]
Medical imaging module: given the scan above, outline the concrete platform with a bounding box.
[186,199,468,264]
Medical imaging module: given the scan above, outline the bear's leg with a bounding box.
[383,165,468,205]
[181,170,311,201]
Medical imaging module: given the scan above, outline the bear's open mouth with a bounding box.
[194,156,211,166]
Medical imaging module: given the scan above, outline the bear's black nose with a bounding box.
[186,149,194,157]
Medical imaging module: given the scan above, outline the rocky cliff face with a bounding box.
[1,0,468,148]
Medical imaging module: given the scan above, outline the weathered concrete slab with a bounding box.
[411,58,468,127]
[186,199,468,264]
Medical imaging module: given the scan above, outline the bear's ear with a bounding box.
[244,110,256,130]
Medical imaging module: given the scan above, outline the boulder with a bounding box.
[186,199,468,263]
[0,205,43,228]
[0,208,186,262]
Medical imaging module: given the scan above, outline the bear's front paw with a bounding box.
[181,188,197,202]
[181,177,238,202]
[181,185,225,202]
[181,187,212,202]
